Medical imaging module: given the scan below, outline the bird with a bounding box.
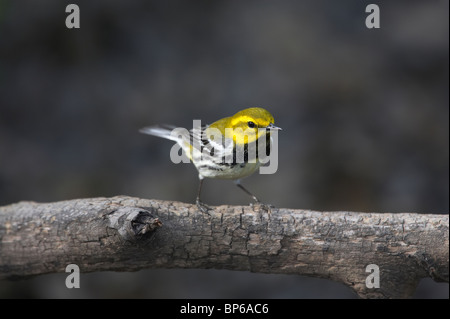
[140,107,281,212]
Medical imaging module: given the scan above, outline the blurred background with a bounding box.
[0,0,448,298]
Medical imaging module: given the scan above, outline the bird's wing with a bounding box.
[189,125,234,160]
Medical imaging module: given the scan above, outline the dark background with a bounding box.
[0,0,448,298]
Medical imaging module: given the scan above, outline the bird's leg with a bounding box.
[196,178,212,213]
[235,181,260,203]
[235,180,274,212]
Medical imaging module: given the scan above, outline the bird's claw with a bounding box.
[196,199,213,214]
[250,201,275,213]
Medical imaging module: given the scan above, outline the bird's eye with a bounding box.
[247,121,256,128]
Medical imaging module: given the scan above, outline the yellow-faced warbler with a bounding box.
[140,107,281,211]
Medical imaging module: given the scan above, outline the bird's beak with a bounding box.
[267,123,282,131]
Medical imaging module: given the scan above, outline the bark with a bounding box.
[0,196,448,298]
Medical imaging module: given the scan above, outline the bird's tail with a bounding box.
[140,124,194,160]
[139,125,180,142]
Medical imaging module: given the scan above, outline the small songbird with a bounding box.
[140,107,281,211]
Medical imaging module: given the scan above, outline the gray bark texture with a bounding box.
[0,196,448,298]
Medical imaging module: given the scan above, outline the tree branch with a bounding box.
[0,196,448,298]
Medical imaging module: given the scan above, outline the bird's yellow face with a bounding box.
[209,107,279,144]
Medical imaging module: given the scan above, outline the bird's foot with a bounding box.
[196,199,213,215]
[250,201,275,213]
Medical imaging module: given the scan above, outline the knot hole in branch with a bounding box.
[131,209,162,238]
